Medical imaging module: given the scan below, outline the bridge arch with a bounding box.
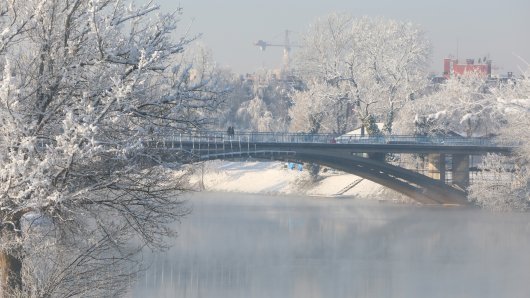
[185,150,469,205]
[149,132,513,205]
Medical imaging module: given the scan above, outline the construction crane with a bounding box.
[254,30,297,70]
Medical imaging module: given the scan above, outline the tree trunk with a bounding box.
[0,248,22,297]
[0,215,23,297]
[309,163,320,182]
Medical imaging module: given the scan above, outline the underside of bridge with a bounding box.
[173,150,470,205]
[291,153,469,205]
[152,140,479,205]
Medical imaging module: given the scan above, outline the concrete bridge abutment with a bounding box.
[452,154,470,191]
[427,153,446,182]
[427,153,470,191]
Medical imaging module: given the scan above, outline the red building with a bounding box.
[443,58,491,79]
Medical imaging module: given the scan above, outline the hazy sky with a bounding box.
[152,0,529,75]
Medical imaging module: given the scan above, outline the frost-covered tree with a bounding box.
[468,67,530,210]
[468,154,528,211]
[292,14,430,135]
[395,74,506,137]
[208,70,251,129]
[0,0,220,296]
[289,80,354,133]
[236,96,276,131]
[213,69,299,132]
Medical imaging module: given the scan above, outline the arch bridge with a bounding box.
[147,132,514,205]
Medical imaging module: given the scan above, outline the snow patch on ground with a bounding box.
[185,160,410,202]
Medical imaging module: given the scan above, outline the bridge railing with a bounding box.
[336,134,497,146]
[163,132,340,144]
[155,131,509,147]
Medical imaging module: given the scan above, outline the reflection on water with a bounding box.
[132,193,530,298]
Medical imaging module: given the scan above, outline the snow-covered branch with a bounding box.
[0,0,222,295]
[292,14,431,135]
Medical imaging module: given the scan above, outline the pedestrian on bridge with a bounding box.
[227,126,235,137]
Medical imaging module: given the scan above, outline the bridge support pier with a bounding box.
[368,152,386,161]
[452,154,470,191]
[427,153,446,182]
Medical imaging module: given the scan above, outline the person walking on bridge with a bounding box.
[227,126,235,137]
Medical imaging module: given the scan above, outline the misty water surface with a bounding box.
[132,192,530,298]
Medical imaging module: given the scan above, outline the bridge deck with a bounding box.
[148,132,513,155]
[144,132,514,205]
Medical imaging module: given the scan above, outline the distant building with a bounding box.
[443,58,492,79]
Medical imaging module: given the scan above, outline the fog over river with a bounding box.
[132,193,530,298]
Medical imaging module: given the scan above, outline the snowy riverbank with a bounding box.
[184,160,411,203]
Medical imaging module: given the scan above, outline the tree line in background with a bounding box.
[0,1,529,296]
[213,13,530,212]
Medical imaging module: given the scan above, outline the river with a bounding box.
[131,192,530,298]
